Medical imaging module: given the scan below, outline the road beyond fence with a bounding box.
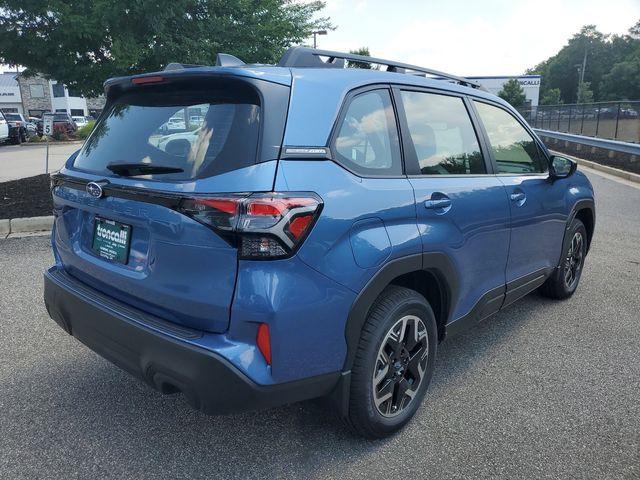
[521,101,640,144]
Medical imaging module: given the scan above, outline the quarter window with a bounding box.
[334,89,402,176]
[474,101,547,174]
[401,91,485,175]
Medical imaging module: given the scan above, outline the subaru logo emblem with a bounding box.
[86,182,103,198]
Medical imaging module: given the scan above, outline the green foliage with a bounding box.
[528,21,640,102]
[577,82,594,103]
[0,0,333,97]
[600,55,640,100]
[541,88,562,105]
[348,47,375,69]
[76,121,96,140]
[497,78,526,108]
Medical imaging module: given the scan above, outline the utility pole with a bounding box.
[312,30,327,49]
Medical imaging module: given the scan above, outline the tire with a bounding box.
[20,130,27,143]
[539,218,588,299]
[12,131,22,145]
[345,285,437,438]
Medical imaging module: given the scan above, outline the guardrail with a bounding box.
[534,129,640,156]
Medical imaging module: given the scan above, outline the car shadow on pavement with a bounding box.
[11,293,555,478]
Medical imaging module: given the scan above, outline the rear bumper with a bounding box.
[43,266,339,414]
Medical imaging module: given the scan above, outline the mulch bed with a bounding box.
[0,174,53,220]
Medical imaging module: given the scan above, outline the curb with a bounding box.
[1,215,53,239]
[550,150,640,184]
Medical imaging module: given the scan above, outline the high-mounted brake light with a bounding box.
[131,76,165,85]
[177,192,322,259]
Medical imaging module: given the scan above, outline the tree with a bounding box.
[497,78,526,108]
[0,0,333,97]
[577,82,594,103]
[347,47,375,69]
[541,88,562,105]
[600,56,640,100]
[528,20,640,102]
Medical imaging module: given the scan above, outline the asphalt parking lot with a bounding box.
[0,169,638,479]
[0,142,81,182]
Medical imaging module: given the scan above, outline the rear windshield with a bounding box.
[73,86,261,181]
[5,114,21,121]
[54,114,70,121]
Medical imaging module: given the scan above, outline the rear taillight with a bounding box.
[178,192,322,259]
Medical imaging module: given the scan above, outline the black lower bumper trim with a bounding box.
[43,267,339,414]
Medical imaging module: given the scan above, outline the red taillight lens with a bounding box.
[256,323,271,365]
[179,196,243,231]
[177,192,322,259]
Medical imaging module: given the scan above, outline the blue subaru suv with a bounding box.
[44,48,595,438]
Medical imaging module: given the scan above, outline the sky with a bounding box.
[309,0,640,76]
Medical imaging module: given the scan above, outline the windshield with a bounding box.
[72,88,261,181]
[5,114,21,121]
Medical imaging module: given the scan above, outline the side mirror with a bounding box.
[549,155,577,180]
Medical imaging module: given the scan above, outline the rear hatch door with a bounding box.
[51,71,290,333]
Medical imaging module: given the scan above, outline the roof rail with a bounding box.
[277,47,483,89]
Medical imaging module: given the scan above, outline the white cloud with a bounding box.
[312,0,640,75]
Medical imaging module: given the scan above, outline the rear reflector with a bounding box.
[131,76,165,85]
[256,323,272,365]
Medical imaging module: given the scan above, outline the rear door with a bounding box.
[51,75,289,333]
[472,100,567,294]
[396,88,511,323]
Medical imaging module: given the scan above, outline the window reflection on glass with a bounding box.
[474,101,547,174]
[335,90,402,175]
[74,94,261,181]
[401,91,485,175]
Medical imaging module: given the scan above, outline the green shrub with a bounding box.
[76,120,96,140]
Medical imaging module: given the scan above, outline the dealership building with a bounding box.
[0,72,105,118]
[467,75,541,109]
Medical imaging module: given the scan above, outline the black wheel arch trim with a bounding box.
[342,252,459,373]
[560,198,595,267]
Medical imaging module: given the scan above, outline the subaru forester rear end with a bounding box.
[44,62,349,413]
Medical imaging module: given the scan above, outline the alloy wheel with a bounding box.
[564,231,584,289]
[372,315,429,417]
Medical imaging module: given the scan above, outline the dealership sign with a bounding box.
[0,86,21,102]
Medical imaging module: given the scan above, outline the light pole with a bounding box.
[312,30,327,49]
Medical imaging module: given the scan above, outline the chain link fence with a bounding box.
[520,101,640,144]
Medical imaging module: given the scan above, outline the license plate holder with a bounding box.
[91,217,132,264]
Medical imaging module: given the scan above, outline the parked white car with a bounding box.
[72,116,89,128]
[0,112,10,143]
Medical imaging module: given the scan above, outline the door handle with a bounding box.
[510,192,526,202]
[424,198,452,210]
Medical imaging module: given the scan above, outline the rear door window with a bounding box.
[401,91,485,175]
[73,88,261,180]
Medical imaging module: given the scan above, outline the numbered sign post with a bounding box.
[42,113,54,174]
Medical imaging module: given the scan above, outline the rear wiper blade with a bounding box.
[106,162,183,176]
